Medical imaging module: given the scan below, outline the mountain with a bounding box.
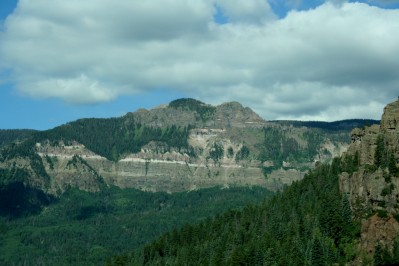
[0,98,377,197]
[111,100,398,265]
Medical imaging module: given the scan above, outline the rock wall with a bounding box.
[341,99,399,215]
[339,99,399,257]
[40,147,298,194]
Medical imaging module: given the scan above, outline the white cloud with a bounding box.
[1,0,399,121]
[19,74,120,104]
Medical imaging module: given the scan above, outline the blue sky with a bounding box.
[1,0,399,130]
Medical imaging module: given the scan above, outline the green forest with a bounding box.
[0,185,273,265]
[272,119,379,131]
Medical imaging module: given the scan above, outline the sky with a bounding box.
[1,0,399,130]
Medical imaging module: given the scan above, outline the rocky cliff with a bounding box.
[340,98,399,258]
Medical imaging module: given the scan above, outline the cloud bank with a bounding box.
[1,0,399,121]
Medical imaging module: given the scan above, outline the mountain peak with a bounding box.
[131,98,266,128]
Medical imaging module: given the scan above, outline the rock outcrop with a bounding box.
[340,98,399,257]
[341,99,399,214]
[381,99,399,133]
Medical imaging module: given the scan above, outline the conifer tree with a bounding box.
[375,135,385,168]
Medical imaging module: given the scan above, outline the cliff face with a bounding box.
[340,99,399,257]
[36,131,303,194]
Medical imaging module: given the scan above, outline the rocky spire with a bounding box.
[380,98,399,133]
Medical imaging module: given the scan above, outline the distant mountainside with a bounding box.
[273,119,379,131]
[112,99,399,265]
[0,98,378,196]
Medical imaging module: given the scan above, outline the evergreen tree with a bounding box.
[311,236,324,266]
[392,238,399,264]
[375,135,385,168]
[388,151,397,176]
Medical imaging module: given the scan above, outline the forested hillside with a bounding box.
[273,119,379,131]
[109,155,364,265]
[0,186,273,265]
[35,117,193,161]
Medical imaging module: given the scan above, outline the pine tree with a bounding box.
[311,236,324,266]
[374,244,383,266]
[389,151,397,176]
[375,135,385,168]
[392,238,399,264]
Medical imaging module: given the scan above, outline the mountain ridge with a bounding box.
[0,98,378,196]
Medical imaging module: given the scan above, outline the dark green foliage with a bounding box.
[374,244,386,266]
[227,146,234,158]
[375,135,386,168]
[137,159,359,265]
[66,155,105,186]
[0,186,272,265]
[365,164,378,173]
[373,238,399,266]
[381,184,395,197]
[0,129,37,147]
[389,152,398,176]
[235,145,250,161]
[260,127,283,165]
[272,119,380,131]
[0,181,54,218]
[44,155,54,170]
[377,210,389,218]
[209,142,224,163]
[342,151,360,175]
[0,142,50,187]
[392,238,399,264]
[374,243,395,266]
[169,98,216,121]
[374,134,398,176]
[311,235,325,266]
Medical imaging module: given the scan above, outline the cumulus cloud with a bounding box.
[1,0,399,120]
